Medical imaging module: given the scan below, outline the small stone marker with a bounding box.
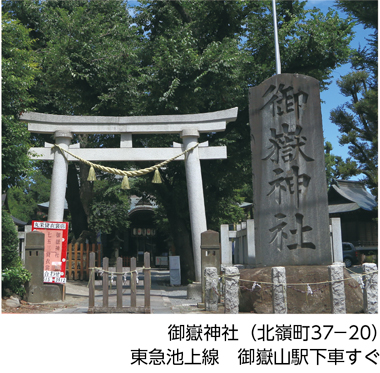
[272,267,287,314]
[249,74,332,266]
[224,266,240,314]
[24,231,45,303]
[204,267,218,312]
[329,264,346,314]
[363,263,378,314]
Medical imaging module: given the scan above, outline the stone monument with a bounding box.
[249,74,332,267]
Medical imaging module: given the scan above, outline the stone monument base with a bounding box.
[43,283,64,302]
[239,266,363,314]
[187,282,202,301]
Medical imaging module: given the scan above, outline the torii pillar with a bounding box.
[181,129,207,281]
[21,108,238,282]
[48,130,72,222]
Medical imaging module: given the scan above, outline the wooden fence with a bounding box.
[66,243,102,281]
[88,252,151,313]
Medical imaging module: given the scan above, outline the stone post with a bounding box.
[224,266,240,314]
[181,129,207,282]
[363,263,378,314]
[272,267,287,314]
[48,130,73,222]
[329,264,346,314]
[24,231,45,303]
[220,224,231,265]
[331,217,343,263]
[246,219,256,265]
[204,267,219,312]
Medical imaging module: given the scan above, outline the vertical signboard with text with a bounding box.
[249,74,332,266]
[32,221,69,283]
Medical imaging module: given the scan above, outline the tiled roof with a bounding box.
[328,179,377,213]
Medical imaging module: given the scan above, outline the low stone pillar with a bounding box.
[329,264,346,314]
[330,217,343,263]
[204,267,218,312]
[363,263,378,314]
[246,219,256,265]
[24,231,45,303]
[224,266,240,314]
[220,224,231,265]
[272,267,287,314]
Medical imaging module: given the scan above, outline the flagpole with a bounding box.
[272,0,281,75]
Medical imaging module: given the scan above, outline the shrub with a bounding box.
[2,209,19,268]
[1,209,31,296]
[2,257,31,296]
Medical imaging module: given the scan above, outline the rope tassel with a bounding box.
[121,175,130,189]
[87,165,96,181]
[152,168,162,184]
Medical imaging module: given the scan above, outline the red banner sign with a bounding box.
[32,221,69,284]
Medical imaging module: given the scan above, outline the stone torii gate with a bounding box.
[21,108,238,281]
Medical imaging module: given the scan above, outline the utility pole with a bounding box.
[272,0,281,74]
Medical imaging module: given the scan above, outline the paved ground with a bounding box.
[52,269,211,314]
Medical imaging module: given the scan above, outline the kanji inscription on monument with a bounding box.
[249,74,332,266]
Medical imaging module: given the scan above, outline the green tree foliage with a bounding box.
[330,0,378,197]
[7,170,51,223]
[1,14,39,191]
[1,210,20,267]
[246,0,354,89]
[3,0,355,281]
[3,0,142,240]
[324,141,359,186]
[88,179,131,235]
[130,0,353,280]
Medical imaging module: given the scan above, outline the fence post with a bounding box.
[85,244,90,280]
[144,252,151,310]
[224,266,240,314]
[205,267,218,312]
[89,252,95,309]
[131,257,137,308]
[79,244,84,280]
[97,244,101,268]
[67,243,73,280]
[116,257,123,310]
[363,263,378,314]
[102,257,109,308]
[272,267,287,314]
[328,264,346,314]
